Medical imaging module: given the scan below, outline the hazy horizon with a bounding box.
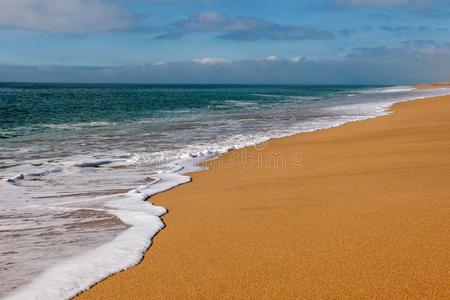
[0,80,394,86]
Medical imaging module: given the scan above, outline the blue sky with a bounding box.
[1,0,450,84]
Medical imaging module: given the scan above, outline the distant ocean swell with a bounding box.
[1,84,450,299]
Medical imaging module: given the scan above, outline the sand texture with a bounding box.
[78,95,450,299]
[416,82,450,89]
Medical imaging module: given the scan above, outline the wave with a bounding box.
[5,170,191,300]
[359,86,415,94]
[41,121,115,130]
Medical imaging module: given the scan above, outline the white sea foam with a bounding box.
[74,159,113,168]
[360,86,415,94]
[5,171,191,300]
[41,121,114,130]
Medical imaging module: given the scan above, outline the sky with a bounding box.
[1,0,450,84]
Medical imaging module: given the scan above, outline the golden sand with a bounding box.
[78,95,450,299]
[416,82,450,89]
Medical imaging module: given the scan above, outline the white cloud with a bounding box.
[257,55,305,63]
[260,55,283,62]
[0,0,134,34]
[291,56,306,63]
[192,57,232,65]
[154,61,168,66]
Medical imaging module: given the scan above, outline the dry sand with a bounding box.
[78,94,450,299]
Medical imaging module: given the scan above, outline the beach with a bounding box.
[75,93,450,299]
[416,83,450,89]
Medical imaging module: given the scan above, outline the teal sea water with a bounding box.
[1,83,450,299]
[1,84,380,139]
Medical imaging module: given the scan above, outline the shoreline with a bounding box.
[76,91,450,298]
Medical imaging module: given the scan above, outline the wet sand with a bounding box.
[78,94,450,299]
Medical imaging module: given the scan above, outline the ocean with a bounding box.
[1,83,450,299]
